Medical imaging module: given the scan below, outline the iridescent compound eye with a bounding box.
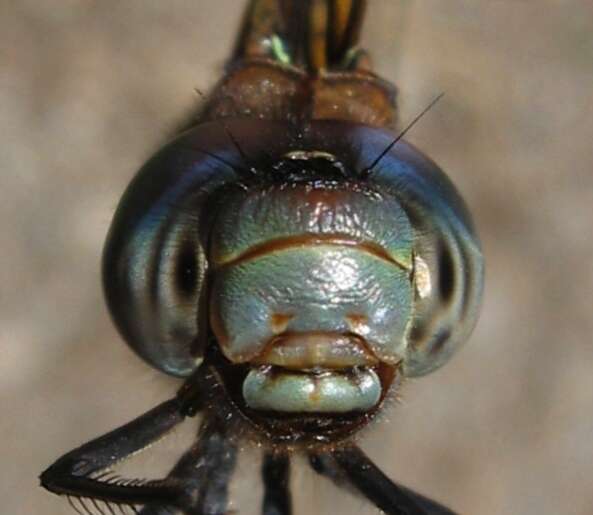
[102,119,483,429]
[358,127,484,377]
[102,124,242,377]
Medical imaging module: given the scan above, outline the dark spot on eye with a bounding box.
[409,324,427,346]
[175,242,198,296]
[430,327,452,355]
[438,242,455,303]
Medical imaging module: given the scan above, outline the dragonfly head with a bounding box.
[102,119,483,443]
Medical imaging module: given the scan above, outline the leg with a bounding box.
[262,451,292,515]
[41,399,187,508]
[308,452,349,488]
[139,415,238,515]
[191,415,238,515]
[309,446,457,515]
[40,370,207,511]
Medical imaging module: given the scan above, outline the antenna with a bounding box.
[220,122,257,176]
[361,92,445,177]
[191,147,241,172]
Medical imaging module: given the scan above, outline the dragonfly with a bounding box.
[40,1,484,514]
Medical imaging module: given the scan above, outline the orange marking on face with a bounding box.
[270,313,294,334]
[345,313,369,332]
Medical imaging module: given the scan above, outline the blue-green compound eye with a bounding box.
[103,119,483,415]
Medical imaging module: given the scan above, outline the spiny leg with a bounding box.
[40,398,187,508]
[309,446,457,515]
[262,451,292,515]
[138,414,238,515]
[40,369,206,511]
[136,432,211,515]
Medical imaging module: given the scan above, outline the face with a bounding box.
[102,119,483,442]
[210,175,414,416]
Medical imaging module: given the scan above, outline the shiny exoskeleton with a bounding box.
[41,2,483,514]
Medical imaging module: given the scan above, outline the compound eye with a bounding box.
[102,124,242,377]
[363,137,484,377]
[152,221,208,358]
[104,201,209,377]
[404,225,483,376]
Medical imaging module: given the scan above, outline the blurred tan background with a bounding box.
[2,1,592,514]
